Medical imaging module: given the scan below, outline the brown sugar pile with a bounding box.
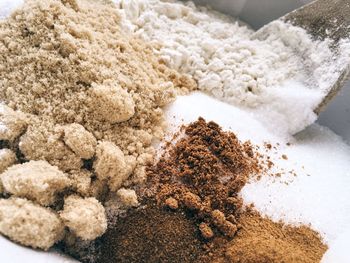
[0,0,195,173]
[0,0,196,251]
[146,117,262,239]
[211,209,328,263]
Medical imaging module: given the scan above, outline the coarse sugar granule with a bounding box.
[0,0,196,251]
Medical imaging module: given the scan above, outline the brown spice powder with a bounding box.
[145,117,262,239]
[97,205,203,263]
[211,209,327,263]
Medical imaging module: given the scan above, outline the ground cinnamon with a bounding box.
[211,208,327,263]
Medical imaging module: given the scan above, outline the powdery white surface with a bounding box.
[114,0,350,135]
[242,124,350,244]
[165,92,350,262]
[0,0,23,19]
[0,235,77,263]
[322,227,350,263]
[165,91,281,143]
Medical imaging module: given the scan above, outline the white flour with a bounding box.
[115,0,350,135]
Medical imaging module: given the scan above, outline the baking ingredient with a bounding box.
[0,104,27,142]
[58,116,264,262]
[242,123,350,244]
[70,118,327,263]
[0,0,23,19]
[96,206,203,263]
[0,197,64,250]
[149,116,326,262]
[146,117,263,238]
[85,207,326,263]
[115,188,139,207]
[93,141,131,192]
[322,227,350,263]
[0,0,348,261]
[115,0,350,134]
[62,124,97,160]
[0,0,195,184]
[60,195,107,241]
[0,149,16,175]
[67,169,93,197]
[211,209,327,263]
[1,160,71,206]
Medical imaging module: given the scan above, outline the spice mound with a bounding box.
[97,206,203,263]
[0,0,195,252]
[146,117,261,239]
[212,209,328,263]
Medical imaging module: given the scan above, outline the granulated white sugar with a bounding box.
[115,0,350,135]
[164,92,280,143]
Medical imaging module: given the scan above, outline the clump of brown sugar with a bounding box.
[146,117,262,239]
[0,0,196,251]
[210,209,327,263]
